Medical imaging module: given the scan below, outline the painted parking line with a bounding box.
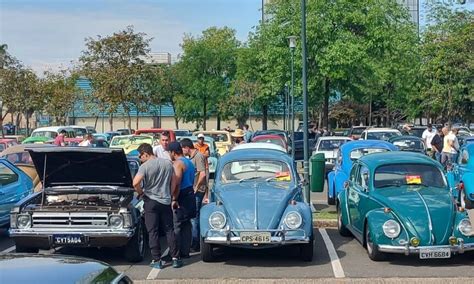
[0,246,15,254]
[146,247,169,280]
[319,228,345,278]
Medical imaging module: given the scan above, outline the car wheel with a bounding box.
[124,219,146,262]
[15,244,39,253]
[337,203,351,237]
[461,190,474,209]
[327,184,335,205]
[200,237,216,262]
[300,235,314,262]
[365,225,385,261]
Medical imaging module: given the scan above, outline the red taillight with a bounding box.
[458,182,465,191]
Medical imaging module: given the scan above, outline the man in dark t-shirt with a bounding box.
[430,126,444,162]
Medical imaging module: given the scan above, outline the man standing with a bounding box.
[430,126,444,162]
[132,143,182,269]
[441,127,456,166]
[181,138,208,252]
[231,129,245,148]
[422,124,436,159]
[54,130,67,146]
[169,141,196,259]
[153,132,171,160]
[243,124,253,143]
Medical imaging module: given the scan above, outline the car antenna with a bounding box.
[41,154,47,207]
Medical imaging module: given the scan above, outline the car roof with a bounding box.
[340,140,397,153]
[365,128,400,132]
[223,147,291,163]
[0,144,56,156]
[359,151,441,169]
[318,136,352,141]
[231,142,287,153]
[32,126,72,132]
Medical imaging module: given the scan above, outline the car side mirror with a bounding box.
[343,181,350,190]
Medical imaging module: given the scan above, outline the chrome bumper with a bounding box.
[204,228,310,245]
[9,228,134,238]
[378,239,474,255]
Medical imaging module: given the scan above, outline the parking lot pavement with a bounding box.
[327,228,474,278]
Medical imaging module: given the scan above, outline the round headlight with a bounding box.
[382,220,401,239]
[209,212,226,229]
[458,218,472,236]
[109,215,123,228]
[284,211,302,229]
[17,214,31,229]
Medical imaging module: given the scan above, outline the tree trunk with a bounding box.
[25,113,30,136]
[136,110,139,130]
[15,113,21,134]
[217,114,221,130]
[203,98,207,131]
[127,112,132,130]
[262,105,268,130]
[170,101,179,129]
[93,116,99,129]
[109,113,114,131]
[323,78,330,128]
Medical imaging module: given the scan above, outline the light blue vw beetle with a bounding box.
[199,148,314,262]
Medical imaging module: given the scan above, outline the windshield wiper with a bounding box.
[406,183,429,187]
[377,182,401,188]
[239,176,262,183]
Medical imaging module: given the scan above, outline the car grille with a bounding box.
[32,212,109,228]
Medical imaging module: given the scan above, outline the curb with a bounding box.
[135,278,473,284]
[314,219,337,228]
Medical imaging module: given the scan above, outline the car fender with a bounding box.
[452,211,474,243]
[365,209,407,246]
[460,172,474,201]
[327,170,336,199]
[337,190,350,227]
[334,171,348,197]
[279,202,312,238]
[200,202,225,237]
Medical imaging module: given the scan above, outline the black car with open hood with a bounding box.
[9,147,145,263]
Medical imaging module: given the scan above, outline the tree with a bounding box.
[178,27,239,130]
[79,26,151,130]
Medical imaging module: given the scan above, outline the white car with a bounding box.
[312,136,352,173]
[360,128,402,141]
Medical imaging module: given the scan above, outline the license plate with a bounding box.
[240,232,271,243]
[53,234,84,245]
[419,248,451,259]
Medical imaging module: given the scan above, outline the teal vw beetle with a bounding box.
[337,151,474,261]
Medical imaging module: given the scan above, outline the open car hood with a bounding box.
[27,147,133,188]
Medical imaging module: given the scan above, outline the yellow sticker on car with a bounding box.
[406,175,422,184]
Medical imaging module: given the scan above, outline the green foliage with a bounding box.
[41,70,78,125]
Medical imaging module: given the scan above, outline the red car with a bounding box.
[134,129,176,141]
[0,138,18,152]
[251,134,288,152]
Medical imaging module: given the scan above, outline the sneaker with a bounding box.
[161,255,172,262]
[149,259,163,269]
[172,258,183,268]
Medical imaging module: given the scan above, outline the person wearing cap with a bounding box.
[153,133,171,160]
[231,129,245,148]
[168,141,196,259]
[422,124,436,159]
[181,138,208,252]
[133,143,182,269]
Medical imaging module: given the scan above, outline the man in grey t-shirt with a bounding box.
[133,143,183,269]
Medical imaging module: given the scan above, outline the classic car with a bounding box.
[134,128,176,141]
[22,136,52,144]
[200,148,314,262]
[104,131,122,142]
[175,129,192,137]
[459,136,474,147]
[252,134,288,152]
[291,131,317,161]
[447,144,474,209]
[0,254,131,284]
[0,159,33,227]
[360,128,402,141]
[193,130,232,156]
[231,142,287,153]
[337,151,474,261]
[327,140,397,205]
[312,136,352,174]
[347,126,367,140]
[25,126,82,145]
[0,138,18,152]
[4,135,26,143]
[0,144,56,191]
[388,135,426,154]
[69,125,88,138]
[9,147,146,262]
[109,134,154,154]
[252,129,289,145]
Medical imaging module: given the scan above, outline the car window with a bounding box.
[220,160,291,185]
[111,136,152,146]
[392,139,424,151]
[32,131,57,138]
[0,163,19,185]
[374,164,446,188]
[318,140,348,151]
[5,152,33,165]
[351,128,365,135]
[349,164,358,182]
[350,148,389,160]
[207,133,228,142]
[459,150,469,165]
[367,131,401,140]
[357,165,370,189]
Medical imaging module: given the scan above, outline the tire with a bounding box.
[461,190,474,209]
[15,244,39,253]
[200,237,216,262]
[300,235,314,262]
[337,203,351,237]
[365,225,385,261]
[327,185,335,205]
[124,219,146,262]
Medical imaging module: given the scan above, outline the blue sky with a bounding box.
[0,0,262,73]
[0,0,472,74]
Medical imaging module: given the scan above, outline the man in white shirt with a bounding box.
[78,134,93,147]
[153,133,171,160]
[421,123,436,158]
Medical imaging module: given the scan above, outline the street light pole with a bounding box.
[301,0,310,203]
[288,36,297,161]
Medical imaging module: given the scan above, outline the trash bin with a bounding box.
[310,153,325,192]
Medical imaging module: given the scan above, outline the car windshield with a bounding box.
[318,140,348,151]
[392,139,424,151]
[175,130,191,136]
[5,152,33,165]
[374,164,446,188]
[203,133,228,142]
[352,128,365,135]
[31,131,57,138]
[367,131,401,140]
[220,160,292,186]
[73,128,87,136]
[350,148,389,160]
[110,136,152,146]
[254,138,284,148]
[410,128,425,138]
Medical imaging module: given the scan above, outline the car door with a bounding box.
[348,163,370,234]
[0,161,29,223]
[347,163,360,231]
